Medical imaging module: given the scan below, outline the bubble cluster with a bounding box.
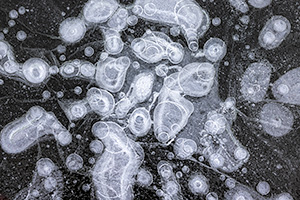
[0,0,297,200]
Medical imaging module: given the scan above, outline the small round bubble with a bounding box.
[82,184,90,192]
[42,90,51,100]
[66,153,83,171]
[57,45,66,54]
[9,9,18,19]
[16,30,27,41]
[136,168,153,187]
[18,6,26,15]
[188,173,209,195]
[256,181,270,196]
[3,28,9,34]
[44,177,57,192]
[49,66,59,75]
[240,15,250,25]
[36,158,55,177]
[22,58,49,84]
[57,131,72,146]
[212,17,221,26]
[59,17,86,43]
[84,46,94,57]
[88,157,95,165]
[89,140,104,154]
[176,171,183,179]
[127,15,138,26]
[8,20,16,27]
[74,86,82,95]
[132,61,140,69]
[56,91,64,98]
[225,178,236,189]
[182,165,190,174]
[80,63,95,77]
[59,55,66,62]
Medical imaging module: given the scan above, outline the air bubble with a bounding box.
[273,19,287,32]
[82,184,91,192]
[240,62,272,103]
[103,30,124,55]
[74,86,82,95]
[174,138,197,159]
[240,15,250,25]
[107,8,128,30]
[57,91,64,98]
[178,62,215,97]
[128,72,155,103]
[248,0,272,8]
[56,131,72,146]
[44,177,57,192]
[132,61,140,69]
[166,42,185,64]
[157,161,173,179]
[8,20,16,27]
[89,140,104,154]
[96,56,130,93]
[256,181,270,196]
[234,147,249,160]
[42,90,51,100]
[225,178,236,189]
[182,165,190,174]
[84,46,94,57]
[16,30,27,41]
[9,9,18,19]
[57,45,66,54]
[66,153,83,171]
[3,28,9,34]
[212,17,221,26]
[176,171,183,179]
[115,97,133,118]
[170,26,180,37]
[229,0,249,13]
[87,87,115,117]
[206,192,219,200]
[127,15,138,26]
[80,62,96,78]
[36,158,55,177]
[69,102,88,120]
[59,17,86,43]
[18,6,26,15]
[59,55,66,61]
[259,16,291,50]
[274,192,294,200]
[204,38,227,62]
[259,102,294,137]
[3,60,19,74]
[22,58,50,84]
[208,153,225,168]
[136,168,153,187]
[83,0,119,24]
[128,107,151,137]
[188,173,209,195]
